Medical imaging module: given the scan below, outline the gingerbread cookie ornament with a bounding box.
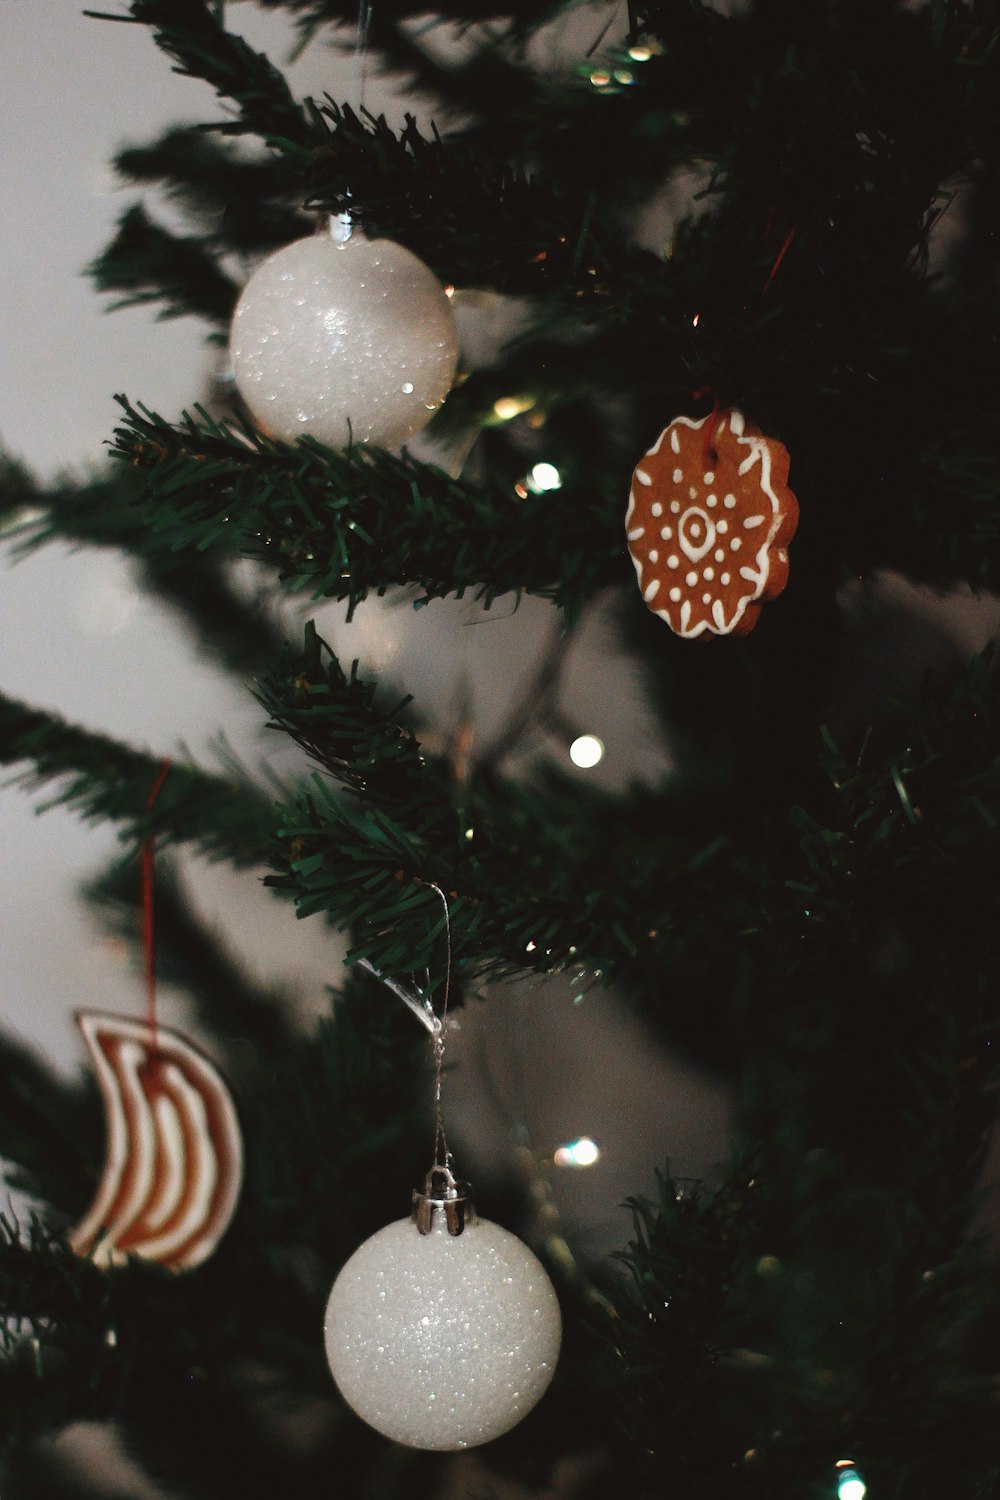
[70,1012,243,1271]
[626,410,798,638]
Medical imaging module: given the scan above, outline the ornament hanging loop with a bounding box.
[412,1162,476,1237]
[355,882,468,1227]
[326,0,374,248]
[422,880,454,1178]
[328,209,353,245]
[140,757,172,1065]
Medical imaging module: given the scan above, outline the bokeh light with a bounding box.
[569,735,604,768]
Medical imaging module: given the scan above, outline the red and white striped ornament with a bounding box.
[69,1012,243,1272]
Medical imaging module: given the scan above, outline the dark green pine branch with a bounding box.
[249,0,572,47]
[609,1159,1000,1500]
[0,454,287,679]
[87,4,648,306]
[0,1038,98,1219]
[787,650,1000,918]
[112,127,312,252]
[95,137,1000,603]
[190,2,562,151]
[108,350,1000,636]
[255,630,717,1034]
[257,626,1000,1071]
[88,203,240,332]
[319,11,550,122]
[87,0,320,153]
[607,664,1000,1495]
[0,691,274,867]
[303,0,999,294]
[97,110,639,318]
[108,398,624,617]
[254,621,421,803]
[96,110,633,322]
[82,858,296,1062]
[297,101,627,298]
[609,1168,774,1494]
[255,623,678,985]
[84,0,1000,341]
[93,130,310,332]
[245,970,430,1264]
[575,0,1000,211]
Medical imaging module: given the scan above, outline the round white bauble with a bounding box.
[323,1215,562,1451]
[229,233,458,450]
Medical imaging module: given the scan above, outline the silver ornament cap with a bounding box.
[229,231,458,450]
[411,1162,476,1237]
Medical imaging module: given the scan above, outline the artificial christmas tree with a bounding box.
[2,2,1000,1497]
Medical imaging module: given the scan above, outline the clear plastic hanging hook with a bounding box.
[355,958,440,1036]
[355,882,451,1039]
[355,882,454,1171]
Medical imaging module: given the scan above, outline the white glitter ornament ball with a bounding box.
[229,232,458,450]
[323,1215,562,1450]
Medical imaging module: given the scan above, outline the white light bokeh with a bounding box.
[492,395,534,422]
[527,461,562,492]
[569,734,605,768]
[554,1136,601,1168]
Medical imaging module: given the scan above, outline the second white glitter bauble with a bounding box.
[229,233,458,450]
[323,1215,561,1450]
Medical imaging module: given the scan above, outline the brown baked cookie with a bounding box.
[626,409,798,638]
[69,1011,243,1271]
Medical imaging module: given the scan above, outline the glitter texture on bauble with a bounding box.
[229,233,458,450]
[323,1214,562,1450]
